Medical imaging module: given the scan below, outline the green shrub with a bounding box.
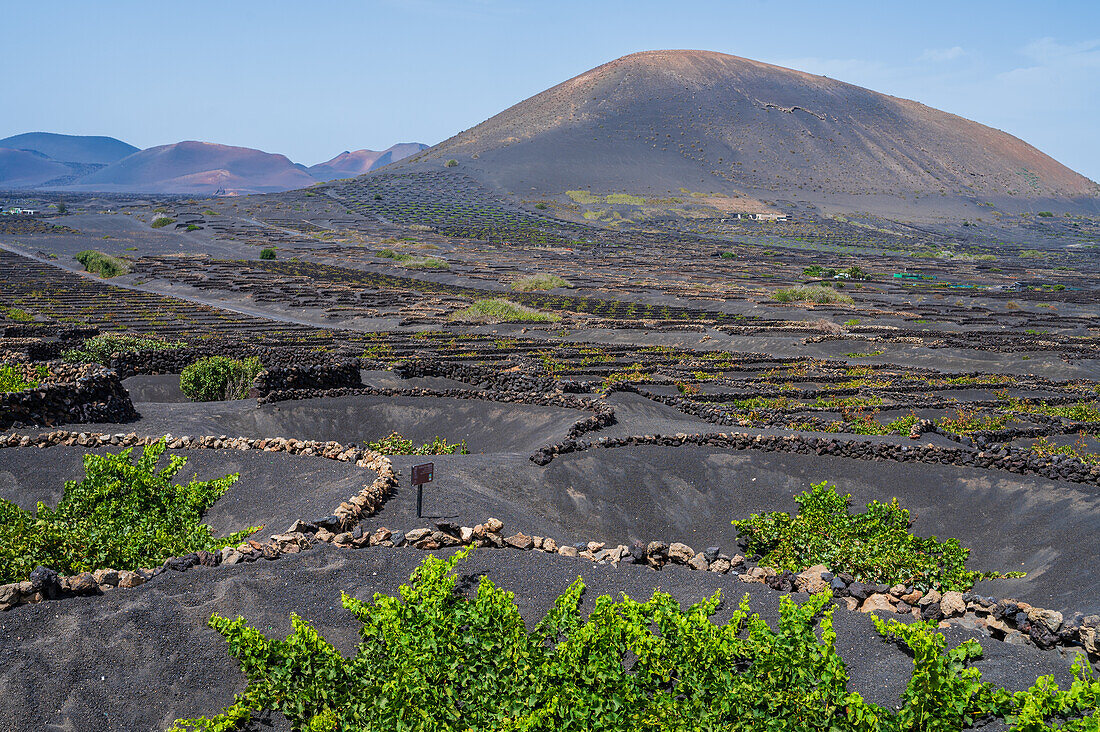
[75,250,129,278]
[510,273,571,292]
[151,216,175,229]
[0,363,48,393]
[0,306,33,322]
[375,248,447,269]
[186,224,200,232]
[62,333,184,364]
[1037,211,1054,217]
[444,159,458,167]
[772,285,855,305]
[180,356,263,402]
[365,431,468,455]
[0,439,257,584]
[171,550,1098,732]
[449,298,560,323]
[733,481,1022,591]
[259,248,276,260]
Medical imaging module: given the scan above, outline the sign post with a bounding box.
[411,462,433,518]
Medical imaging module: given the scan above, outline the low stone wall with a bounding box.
[529,430,1100,486]
[391,358,560,393]
[0,364,136,430]
[251,361,362,397]
[258,384,616,441]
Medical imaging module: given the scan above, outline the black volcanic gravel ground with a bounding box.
[0,544,1080,732]
[369,445,1100,613]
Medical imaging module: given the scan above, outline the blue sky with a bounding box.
[4,0,1098,180]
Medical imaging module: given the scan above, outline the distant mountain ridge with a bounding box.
[309,143,428,182]
[0,133,429,195]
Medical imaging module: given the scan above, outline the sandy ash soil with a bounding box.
[0,545,1081,732]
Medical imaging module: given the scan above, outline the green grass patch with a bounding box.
[365,432,468,455]
[0,306,34,322]
[0,363,48,393]
[62,333,184,365]
[0,439,258,584]
[375,248,447,269]
[772,285,854,305]
[171,550,1094,732]
[937,409,1015,435]
[510,273,571,292]
[449,298,560,323]
[75,250,129,278]
[180,356,264,402]
[604,193,645,205]
[734,481,1022,591]
[150,216,175,229]
[565,189,600,205]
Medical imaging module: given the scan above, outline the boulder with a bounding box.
[117,571,146,588]
[860,593,896,614]
[688,553,710,572]
[504,533,534,550]
[667,543,694,564]
[404,528,431,543]
[796,565,832,594]
[65,572,99,595]
[558,545,579,558]
[940,591,966,618]
[1027,607,1064,634]
[485,518,504,534]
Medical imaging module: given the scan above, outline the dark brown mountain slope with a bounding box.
[398,50,1098,212]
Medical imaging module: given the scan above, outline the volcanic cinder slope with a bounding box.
[308,142,429,181]
[396,49,1099,215]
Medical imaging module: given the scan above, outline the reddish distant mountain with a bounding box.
[71,141,318,195]
[0,148,73,188]
[308,143,428,181]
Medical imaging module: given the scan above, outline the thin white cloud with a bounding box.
[996,37,1100,98]
[918,46,965,63]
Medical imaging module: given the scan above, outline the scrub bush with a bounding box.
[365,431,468,455]
[0,439,257,584]
[180,356,264,402]
[75,250,129,278]
[734,481,1022,591]
[0,363,48,393]
[449,298,560,323]
[62,333,184,364]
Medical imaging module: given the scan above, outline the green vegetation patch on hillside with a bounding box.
[180,356,264,402]
[171,550,1098,732]
[365,431,468,455]
[75,250,130,278]
[510,273,571,292]
[449,298,560,323]
[734,481,1021,591]
[0,439,258,584]
[0,363,48,393]
[62,333,184,365]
